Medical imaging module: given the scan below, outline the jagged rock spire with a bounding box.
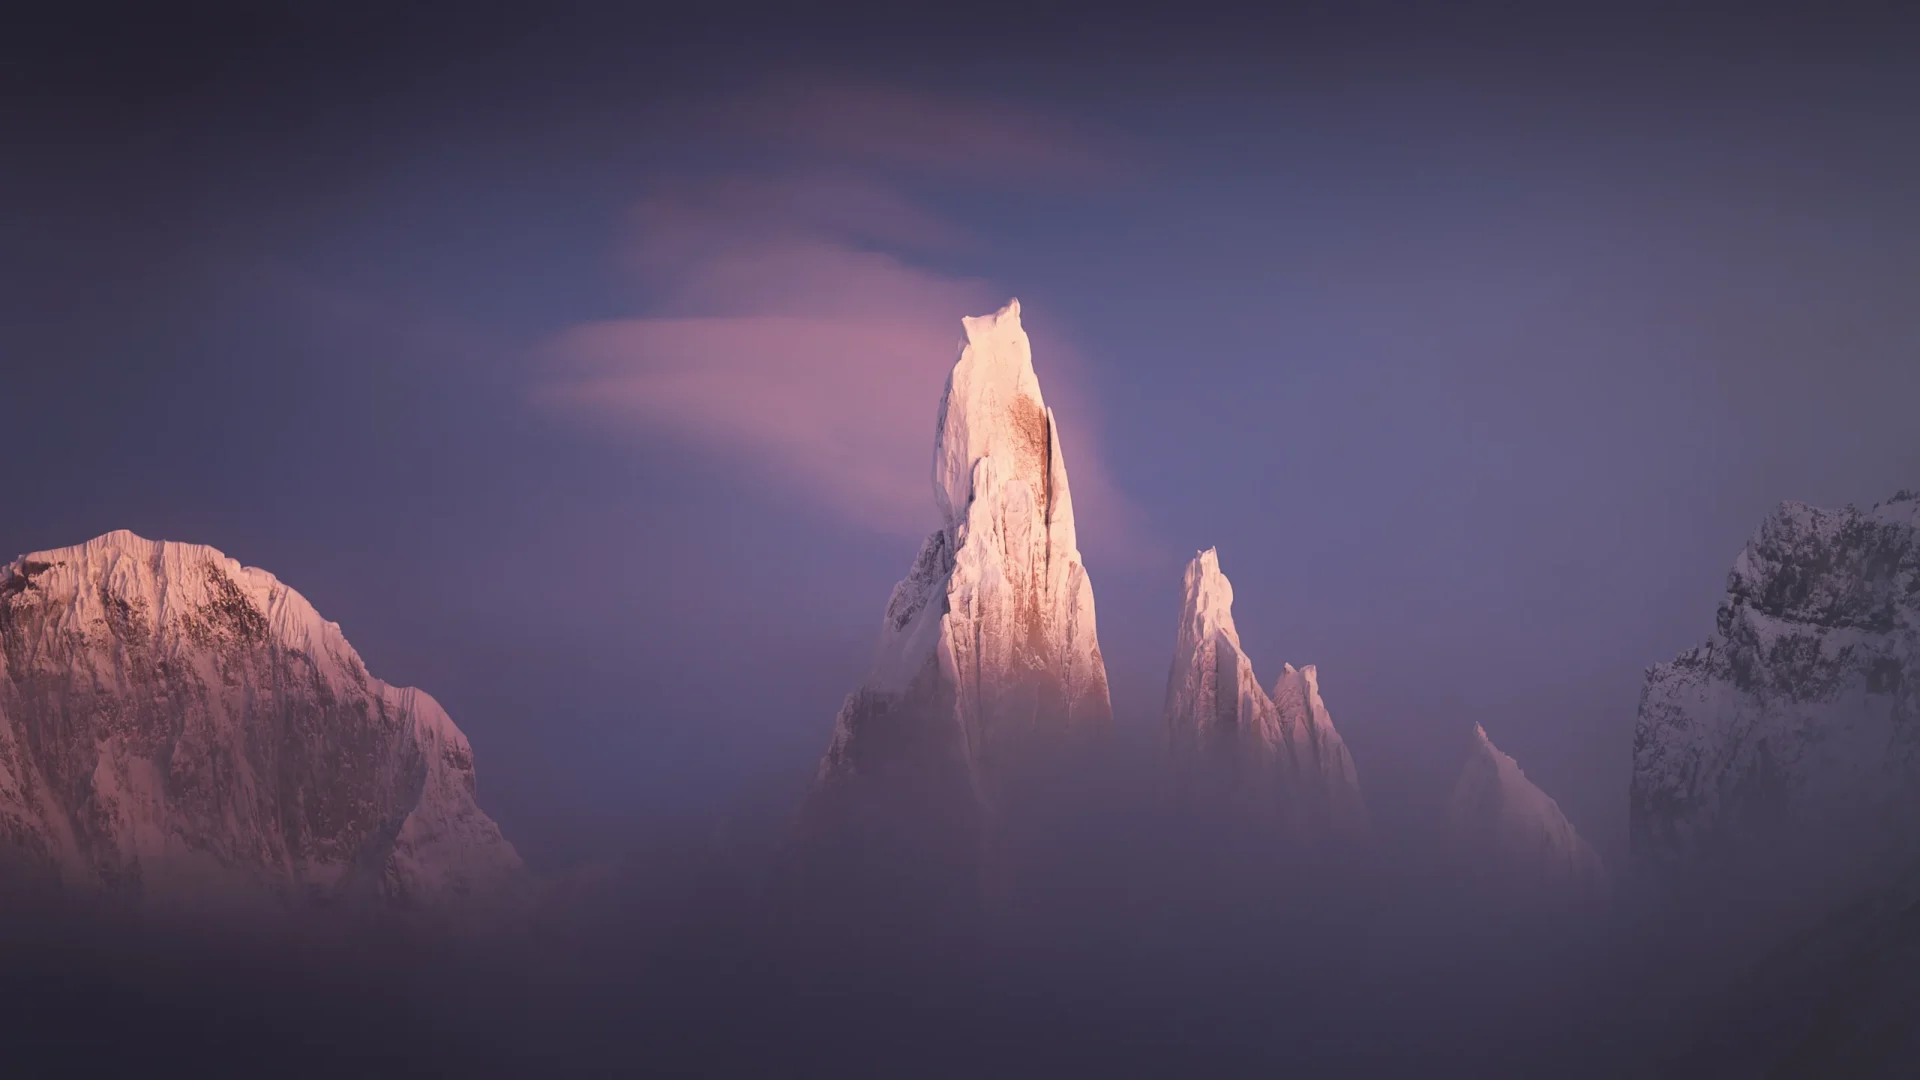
[1165,548,1276,771]
[799,300,1111,904]
[1163,548,1368,843]
[1271,662,1371,842]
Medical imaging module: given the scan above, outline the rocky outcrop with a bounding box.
[1631,491,1920,896]
[0,531,521,912]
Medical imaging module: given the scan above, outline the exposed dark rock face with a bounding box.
[1632,492,1920,897]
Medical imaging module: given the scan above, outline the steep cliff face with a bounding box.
[0,531,521,911]
[1163,549,1368,844]
[1631,492,1920,894]
[800,300,1111,899]
[1448,725,1608,905]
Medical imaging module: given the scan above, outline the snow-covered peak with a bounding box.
[0,530,522,912]
[1457,726,1544,821]
[1175,547,1243,658]
[1631,490,1920,899]
[1165,549,1259,748]
[959,295,1023,341]
[1182,545,1244,638]
[1449,724,1608,903]
[1272,662,1318,703]
[1163,548,1369,844]
[850,300,1106,724]
[1269,661,1371,843]
[1721,494,1918,637]
[802,301,1111,906]
[933,297,1060,537]
[10,531,352,675]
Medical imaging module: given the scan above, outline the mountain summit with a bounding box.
[0,531,521,912]
[1447,723,1608,905]
[798,300,1112,905]
[1163,548,1368,844]
[1632,491,1920,899]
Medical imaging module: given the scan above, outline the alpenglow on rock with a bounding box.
[800,300,1111,896]
[1448,724,1608,904]
[1631,492,1920,895]
[1163,548,1368,843]
[0,531,521,910]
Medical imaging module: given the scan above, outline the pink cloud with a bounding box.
[630,221,991,321]
[539,302,1143,556]
[539,312,965,534]
[531,96,1146,556]
[536,175,994,534]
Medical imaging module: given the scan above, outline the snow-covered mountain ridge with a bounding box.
[0,530,521,911]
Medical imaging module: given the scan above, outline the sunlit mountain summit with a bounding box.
[794,299,1112,909]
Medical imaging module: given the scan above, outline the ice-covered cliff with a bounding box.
[1448,724,1608,903]
[798,300,1111,900]
[0,531,521,911]
[1631,491,1920,896]
[1163,548,1368,843]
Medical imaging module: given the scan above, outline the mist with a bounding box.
[0,722,1893,1078]
[3,3,1918,1076]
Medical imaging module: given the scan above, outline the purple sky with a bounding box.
[4,5,1918,869]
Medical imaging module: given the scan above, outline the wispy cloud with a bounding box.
[532,81,1143,551]
[540,312,974,534]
